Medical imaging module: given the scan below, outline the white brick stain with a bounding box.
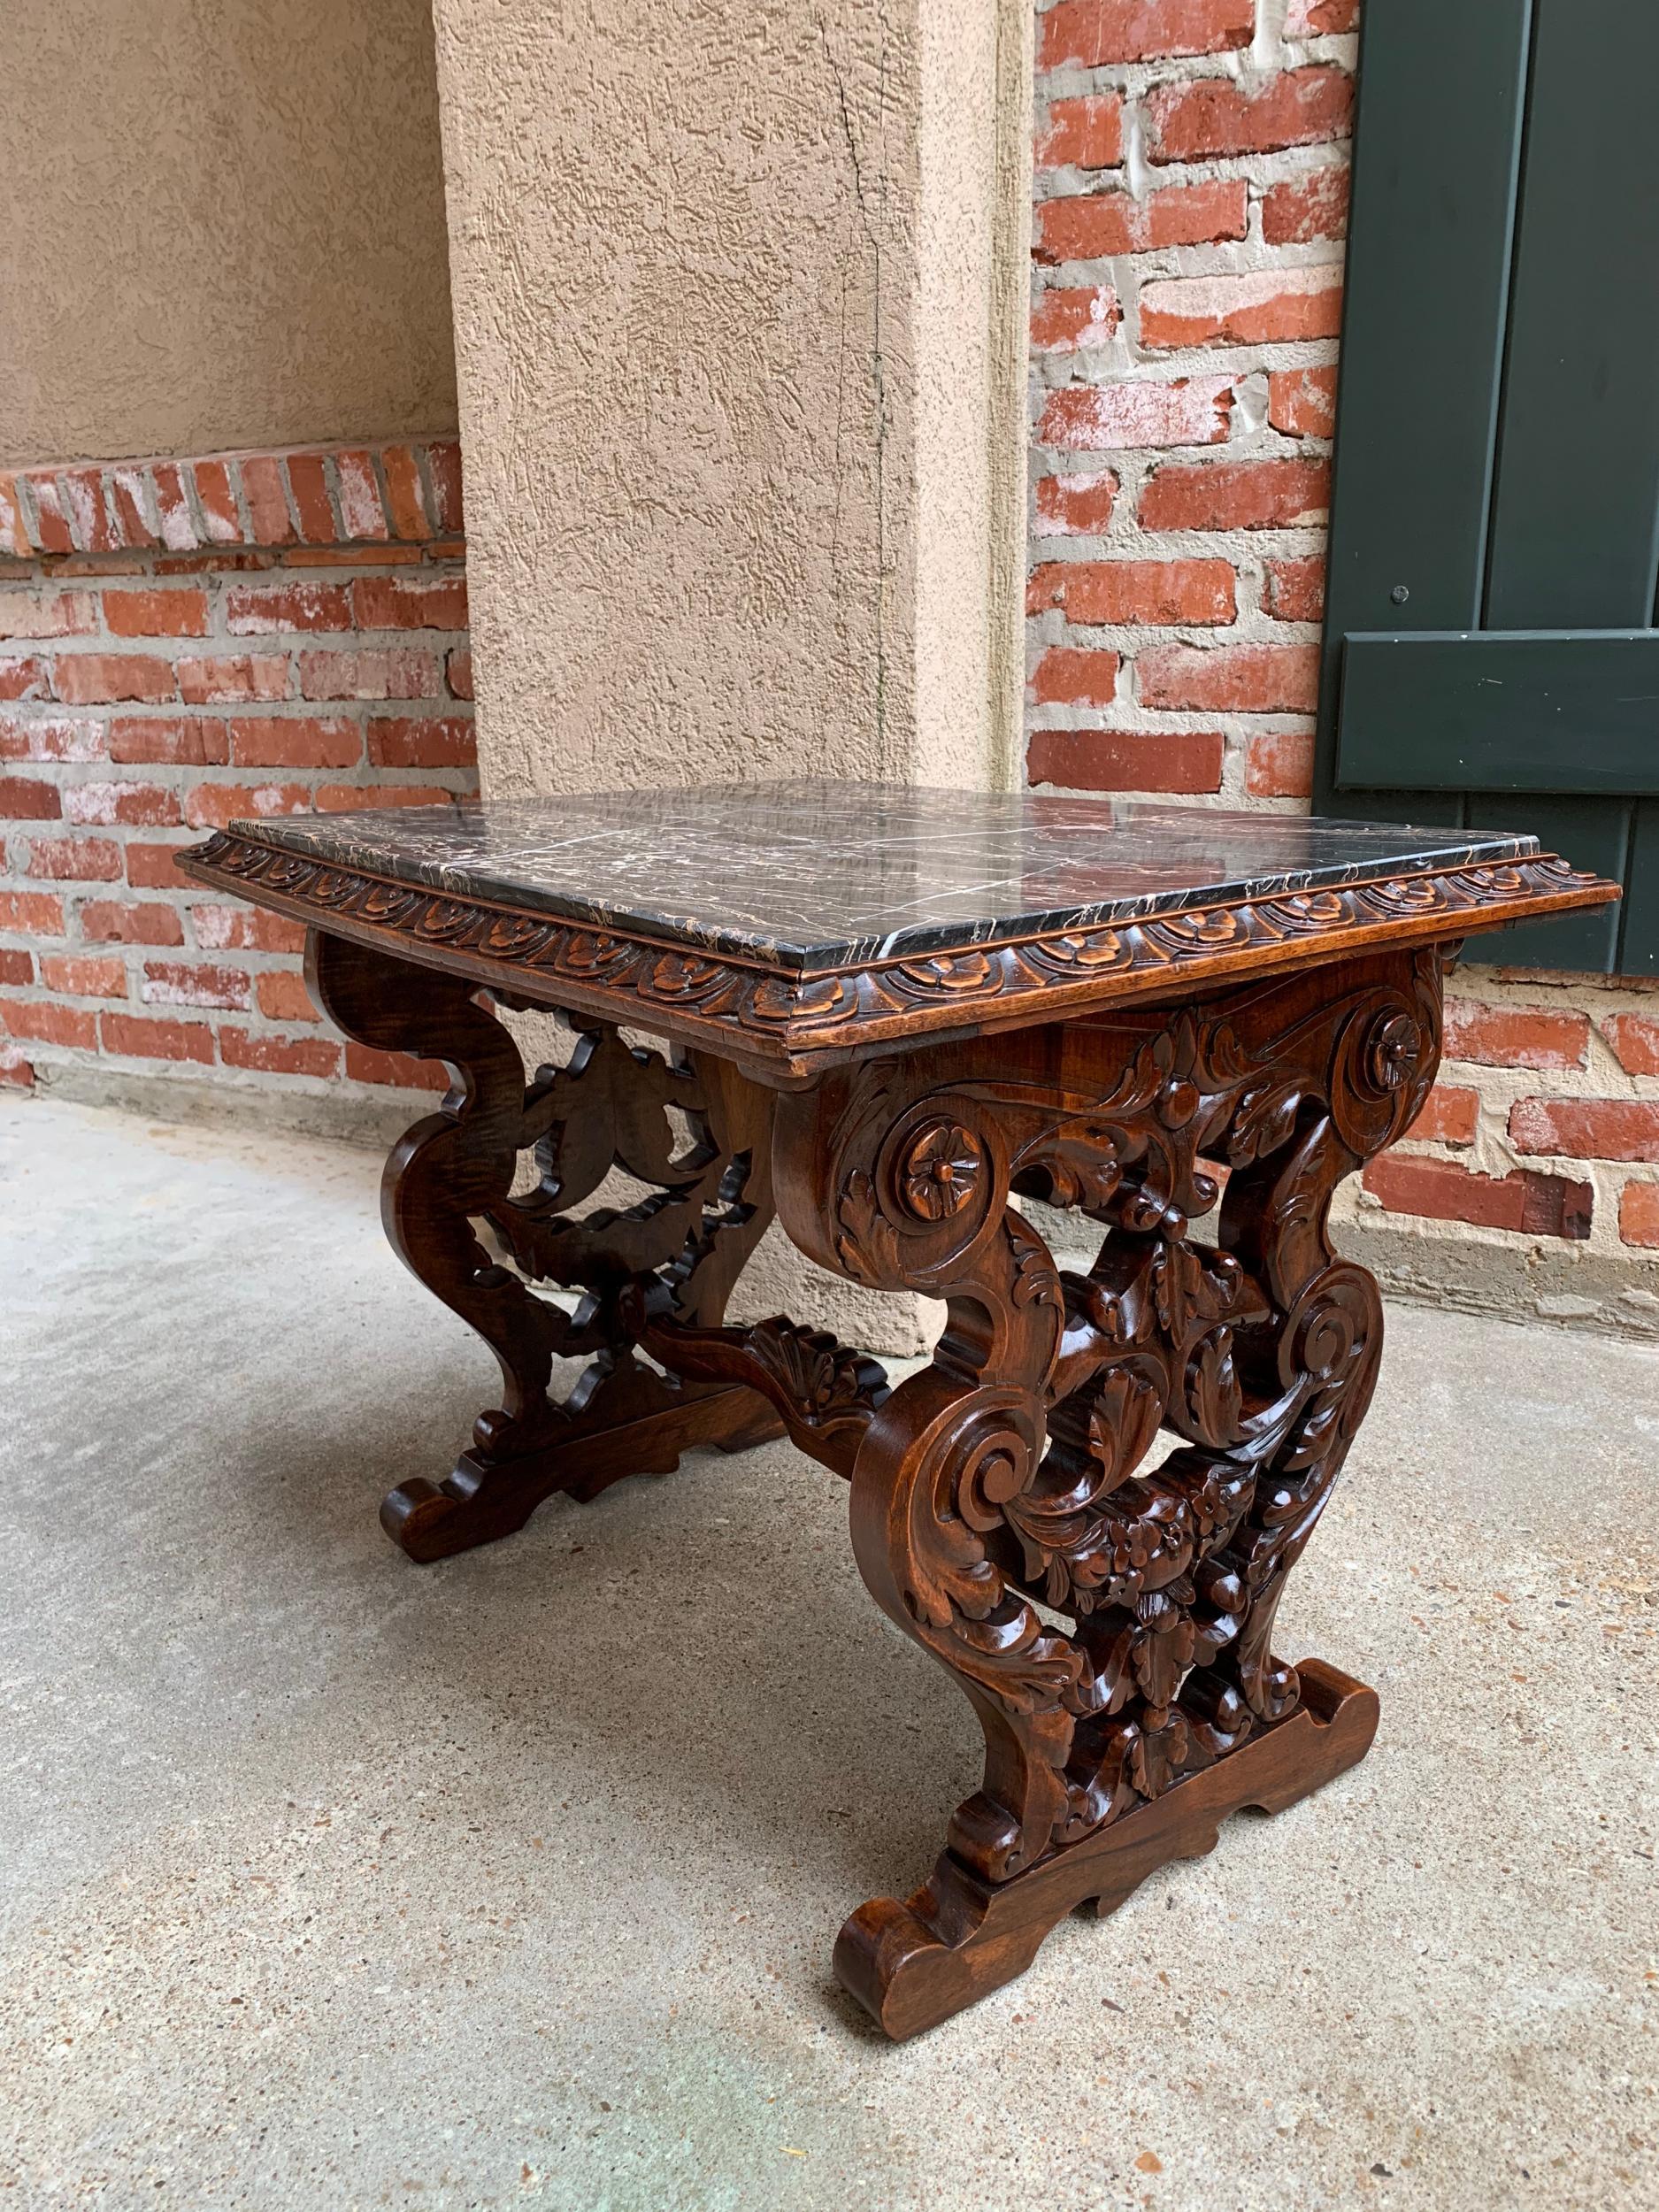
[1041,372,1236,447]
[0,451,473,1104]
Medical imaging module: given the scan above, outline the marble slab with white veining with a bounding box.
[231,781,1539,973]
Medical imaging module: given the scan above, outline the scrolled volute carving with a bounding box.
[1329,969,1439,1156]
[825,947,1437,1889]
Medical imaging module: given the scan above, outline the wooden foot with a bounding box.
[834,1660,1379,2039]
[382,1388,787,1563]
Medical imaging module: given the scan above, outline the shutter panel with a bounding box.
[1316,0,1659,974]
[1624,810,1659,976]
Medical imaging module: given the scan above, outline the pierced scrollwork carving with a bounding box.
[306,931,782,1558]
[777,943,1438,1887]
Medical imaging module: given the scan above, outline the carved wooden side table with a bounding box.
[178,783,1615,2039]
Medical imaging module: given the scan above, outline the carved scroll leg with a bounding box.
[308,931,780,1562]
[833,1356,1390,2040]
[830,1369,1379,2040]
[835,1662,1379,2040]
[768,993,1420,2038]
[804,1139,1393,2036]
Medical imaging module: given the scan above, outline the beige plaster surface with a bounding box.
[914,0,1032,791]
[431,0,1030,797]
[430,0,1030,1341]
[0,0,458,465]
[4,1094,1656,2210]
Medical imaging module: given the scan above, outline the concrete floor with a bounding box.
[2,1094,1655,2212]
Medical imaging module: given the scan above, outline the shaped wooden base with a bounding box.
[382,1388,787,1563]
[833,1661,1379,2040]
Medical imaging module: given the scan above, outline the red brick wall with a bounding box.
[1364,979,1659,1258]
[0,441,472,1102]
[1027,0,1659,1289]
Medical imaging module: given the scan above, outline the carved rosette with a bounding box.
[895,1118,986,1222]
[781,945,1440,1887]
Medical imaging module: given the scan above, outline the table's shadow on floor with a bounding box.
[203,1367,976,1914]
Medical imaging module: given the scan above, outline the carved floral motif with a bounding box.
[797,946,1440,1886]
[895,1118,985,1222]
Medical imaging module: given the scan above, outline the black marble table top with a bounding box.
[232,782,1538,973]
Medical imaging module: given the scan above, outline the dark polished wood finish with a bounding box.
[307,931,784,1563]
[837,1659,1379,2040]
[179,790,1617,2037]
[768,941,1433,2031]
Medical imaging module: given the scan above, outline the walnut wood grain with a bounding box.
[232,913,1526,2035]
[835,1659,1378,2039]
[770,942,1436,2031]
[628,1308,889,1477]
[307,931,784,1560]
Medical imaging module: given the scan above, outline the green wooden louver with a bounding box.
[1316,0,1659,972]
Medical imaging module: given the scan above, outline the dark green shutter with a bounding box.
[1316,0,1659,973]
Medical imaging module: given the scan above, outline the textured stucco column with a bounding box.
[430,0,1032,1351]
[430,0,1031,796]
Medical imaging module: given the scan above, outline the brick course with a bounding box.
[0,438,471,1106]
[1027,0,1659,1278]
[1363,1156,1594,1242]
[1342,972,1659,1266]
[1041,0,1254,69]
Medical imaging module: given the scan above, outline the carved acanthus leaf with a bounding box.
[835,1169,902,1286]
[746,1317,889,1433]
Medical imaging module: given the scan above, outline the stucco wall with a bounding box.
[431,0,1029,796]
[429,0,1030,1352]
[916,0,1033,789]
[0,0,458,466]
